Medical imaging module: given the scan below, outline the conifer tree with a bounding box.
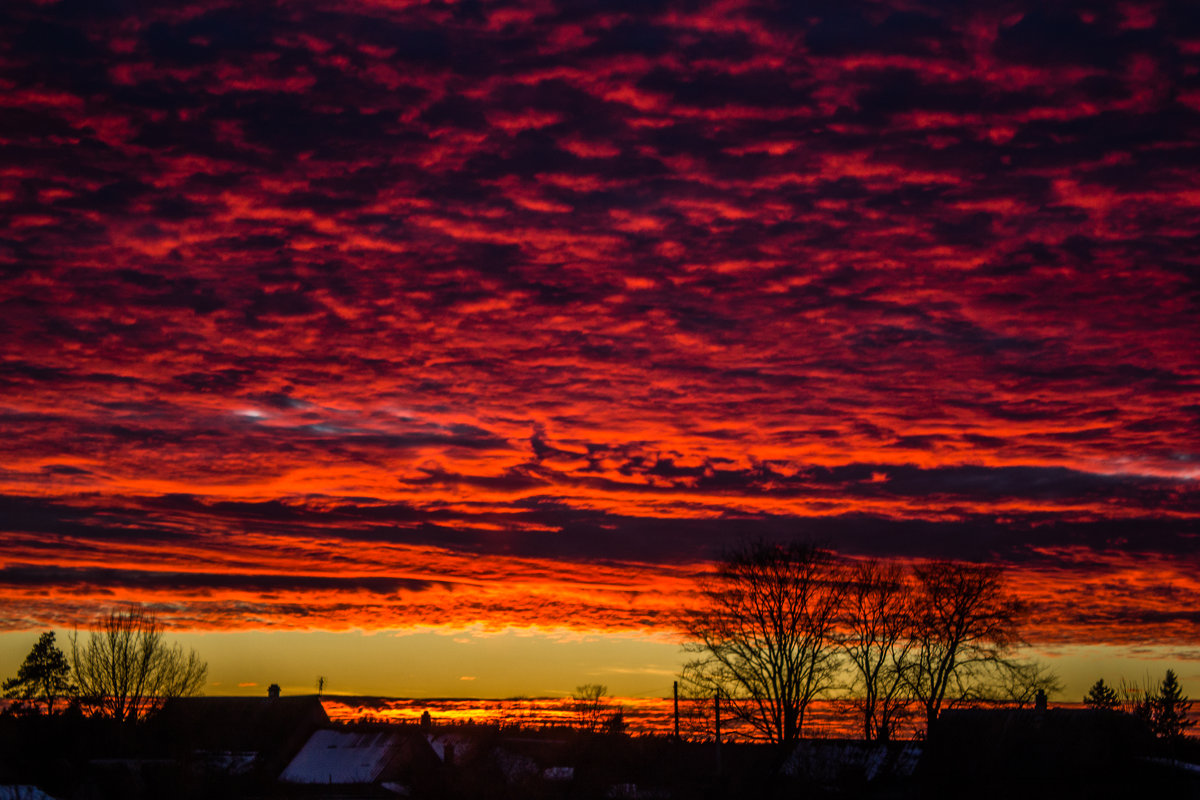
[1083,678,1120,711]
[2,631,74,715]
[1150,669,1194,743]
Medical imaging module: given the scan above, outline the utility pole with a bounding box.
[673,681,680,741]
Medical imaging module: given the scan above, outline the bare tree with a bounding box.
[840,560,913,741]
[70,608,207,722]
[904,561,1025,732]
[571,683,611,733]
[680,540,846,745]
[988,659,1063,707]
[1119,675,1155,726]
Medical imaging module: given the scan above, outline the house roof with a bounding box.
[280,729,407,784]
[158,696,328,748]
[155,695,330,773]
[426,732,475,763]
[0,788,59,800]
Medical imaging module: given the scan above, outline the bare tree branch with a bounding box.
[571,683,613,733]
[680,540,846,745]
[903,561,1025,732]
[840,560,914,741]
[70,608,207,723]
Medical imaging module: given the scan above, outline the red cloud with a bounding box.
[0,1,1196,654]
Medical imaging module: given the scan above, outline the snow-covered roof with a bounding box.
[196,750,258,775]
[0,787,60,800]
[426,732,474,763]
[279,729,403,784]
[543,766,574,781]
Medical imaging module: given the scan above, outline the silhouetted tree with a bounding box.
[840,559,913,741]
[2,631,73,715]
[1149,669,1194,744]
[904,561,1025,732]
[572,683,611,733]
[70,608,207,722]
[1083,678,1120,710]
[1119,676,1157,729]
[680,540,846,745]
[988,659,1062,707]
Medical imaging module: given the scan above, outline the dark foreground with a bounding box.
[1,698,1197,799]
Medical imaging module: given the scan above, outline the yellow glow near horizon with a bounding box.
[1,628,1197,703]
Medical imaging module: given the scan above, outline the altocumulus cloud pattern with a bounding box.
[1,0,1199,649]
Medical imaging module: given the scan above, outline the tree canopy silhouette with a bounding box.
[1149,669,1194,744]
[904,561,1025,731]
[990,659,1063,708]
[680,544,1043,742]
[2,631,73,715]
[680,540,846,745]
[1083,678,1120,710]
[571,683,612,733]
[70,608,207,723]
[840,559,913,741]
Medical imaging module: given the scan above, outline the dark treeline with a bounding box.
[676,540,1188,745]
[2,608,206,723]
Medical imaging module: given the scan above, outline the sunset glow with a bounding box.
[2,0,1198,699]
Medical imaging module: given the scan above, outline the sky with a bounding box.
[1,0,1199,701]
